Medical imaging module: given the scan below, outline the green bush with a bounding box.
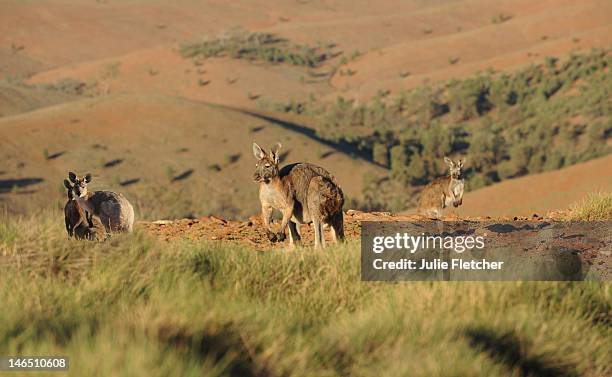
[180,29,334,68]
[372,142,389,167]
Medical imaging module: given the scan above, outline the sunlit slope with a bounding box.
[457,154,612,217]
[0,93,383,218]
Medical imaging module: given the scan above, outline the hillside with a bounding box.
[456,154,612,218]
[0,0,610,218]
[4,0,610,100]
[0,93,384,219]
[0,82,81,117]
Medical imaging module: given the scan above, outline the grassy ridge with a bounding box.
[0,213,610,376]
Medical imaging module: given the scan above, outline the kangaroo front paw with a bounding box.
[276,232,286,242]
[267,231,278,242]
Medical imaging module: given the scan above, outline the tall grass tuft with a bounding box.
[567,192,612,221]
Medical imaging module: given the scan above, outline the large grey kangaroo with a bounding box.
[252,142,344,249]
[68,172,135,234]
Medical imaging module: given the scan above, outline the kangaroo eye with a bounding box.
[265,164,270,168]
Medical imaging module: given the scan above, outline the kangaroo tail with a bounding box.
[312,176,344,223]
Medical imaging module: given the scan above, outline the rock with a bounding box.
[152,220,174,225]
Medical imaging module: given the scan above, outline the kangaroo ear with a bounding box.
[68,171,77,183]
[84,173,92,183]
[252,143,265,160]
[270,142,282,164]
[444,157,453,166]
[63,179,72,190]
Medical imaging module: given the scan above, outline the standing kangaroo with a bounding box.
[68,172,135,234]
[418,157,465,219]
[252,142,344,249]
[63,179,94,239]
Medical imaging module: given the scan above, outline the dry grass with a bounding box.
[0,211,610,376]
[567,192,612,221]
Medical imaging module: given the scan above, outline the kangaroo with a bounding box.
[252,142,344,249]
[67,172,135,234]
[63,179,94,239]
[418,157,465,219]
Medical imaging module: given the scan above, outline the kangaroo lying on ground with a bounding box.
[63,179,95,239]
[252,142,344,249]
[68,172,135,234]
[418,157,465,219]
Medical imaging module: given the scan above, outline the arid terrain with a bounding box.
[1,2,611,376]
[1,0,610,219]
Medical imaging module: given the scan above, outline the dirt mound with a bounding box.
[140,210,609,280]
[140,210,540,248]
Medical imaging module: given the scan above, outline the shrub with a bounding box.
[389,145,409,184]
[491,13,513,24]
[567,192,612,220]
[180,29,334,68]
[372,142,389,167]
[164,166,176,182]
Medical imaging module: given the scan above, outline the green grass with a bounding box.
[0,213,610,376]
[567,192,612,221]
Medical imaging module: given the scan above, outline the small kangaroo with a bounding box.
[63,179,94,239]
[68,172,135,234]
[252,142,344,249]
[418,157,465,219]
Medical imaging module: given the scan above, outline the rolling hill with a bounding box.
[1,0,610,219]
[456,154,612,218]
[0,93,384,219]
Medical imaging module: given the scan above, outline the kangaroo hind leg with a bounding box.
[288,221,301,248]
[312,220,325,249]
[329,212,344,244]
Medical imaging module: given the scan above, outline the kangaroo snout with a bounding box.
[253,172,272,183]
